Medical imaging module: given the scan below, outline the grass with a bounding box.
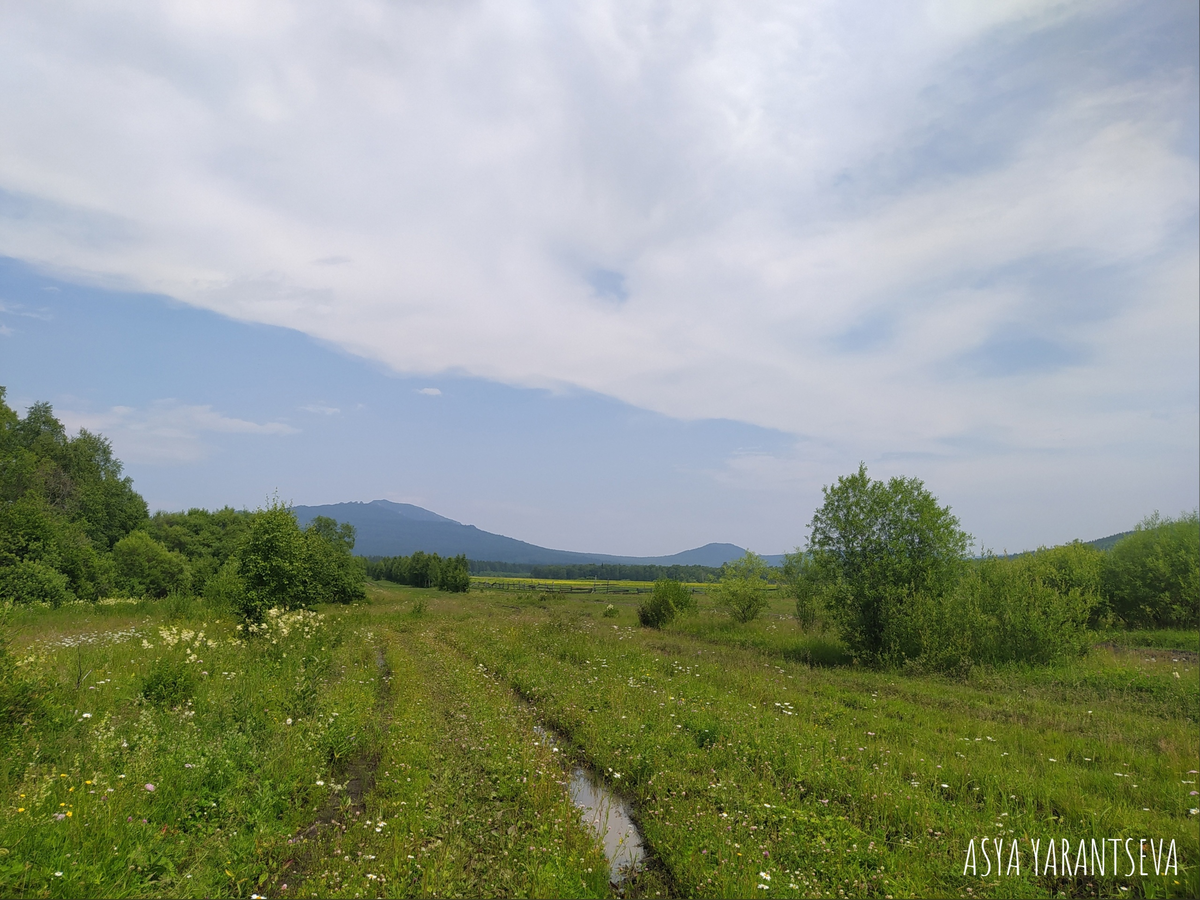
[1,584,1196,898]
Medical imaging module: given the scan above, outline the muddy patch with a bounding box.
[533,724,647,883]
[303,645,392,837]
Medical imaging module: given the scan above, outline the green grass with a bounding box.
[1094,629,1199,653]
[1,585,1196,898]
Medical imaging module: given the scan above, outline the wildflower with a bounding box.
[316,780,325,786]
[54,872,63,877]
[286,718,293,725]
[55,813,66,820]
[145,784,156,792]
[760,872,771,880]
[81,713,92,719]
[16,808,23,813]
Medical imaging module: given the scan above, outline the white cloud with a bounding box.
[0,0,1194,488]
[415,388,441,397]
[57,401,298,464]
[300,402,340,415]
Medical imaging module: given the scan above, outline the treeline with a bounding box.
[365,551,470,592]
[1,390,147,604]
[530,563,723,582]
[465,560,726,581]
[0,390,364,618]
[467,560,529,575]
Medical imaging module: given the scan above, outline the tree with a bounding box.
[807,463,971,662]
[303,516,366,605]
[1,388,145,601]
[235,500,310,620]
[715,552,770,624]
[437,554,471,593]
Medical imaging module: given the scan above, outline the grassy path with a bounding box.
[275,622,614,898]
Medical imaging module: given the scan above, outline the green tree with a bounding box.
[807,463,971,662]
[714,552,770,624]
[303,516,366,605]
[437,554,471,593]
[112,530,192,599]
[235,500,310,621]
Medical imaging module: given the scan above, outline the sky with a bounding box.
[1,0,1197,557]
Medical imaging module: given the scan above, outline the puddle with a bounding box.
[534,725,646,882]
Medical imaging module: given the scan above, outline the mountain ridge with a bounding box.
[292,500,779,566]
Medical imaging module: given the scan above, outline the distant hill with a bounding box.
[1083,531,1133,551]
[292,500,771,566]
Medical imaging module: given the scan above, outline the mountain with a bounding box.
[292,500,767,566]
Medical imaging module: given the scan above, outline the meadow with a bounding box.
[1,583,1196,899]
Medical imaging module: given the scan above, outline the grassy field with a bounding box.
[1,584,1196,898]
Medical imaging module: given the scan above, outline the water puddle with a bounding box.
[534,725,646,883]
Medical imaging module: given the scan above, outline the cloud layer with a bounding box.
[58,402,297,464]
[1,1,1196,525]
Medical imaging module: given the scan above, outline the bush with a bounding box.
[113,530,192,599]
[202,557,246,612]
[638,579,695,628]
[781,551,826,629]
[0,558,72,606]
[904,553,1098,674]
[1101,511,1199,628]
[807,464,971,662]
[714,554,770,624]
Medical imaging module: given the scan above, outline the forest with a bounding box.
[0,389,365,619]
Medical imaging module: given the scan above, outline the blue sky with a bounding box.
[1,1,1197,556]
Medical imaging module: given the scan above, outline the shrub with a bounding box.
[112,530,192,599]
[202,557,245,612]
[781,551,826,629]
[807,464,971,662]
[904,553,1098,673]
[714,553,770,624]
[638,579,694,628]
[0,558,72,606]
[1101,511,1199,628]
[602,603,618,618]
